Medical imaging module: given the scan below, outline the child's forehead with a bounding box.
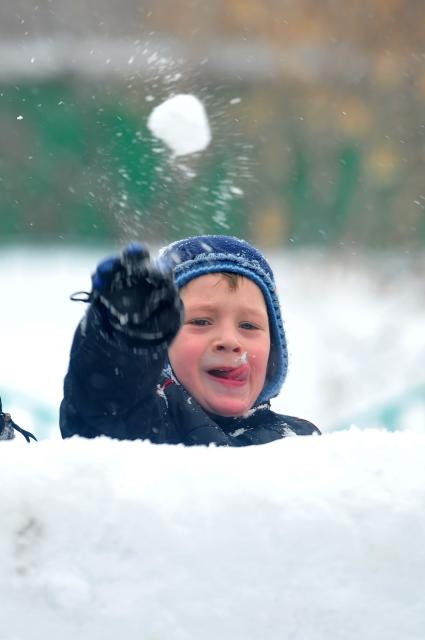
[179,272,266,304]
[180,271,256,290]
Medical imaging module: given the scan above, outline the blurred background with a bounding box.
[1,0,424,437]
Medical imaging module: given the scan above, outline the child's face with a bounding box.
[168,273,270,417]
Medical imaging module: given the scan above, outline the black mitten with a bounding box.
[90,243,183,343]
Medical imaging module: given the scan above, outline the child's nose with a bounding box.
[213,334,242,353]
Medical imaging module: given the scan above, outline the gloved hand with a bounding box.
[91,243,183,343]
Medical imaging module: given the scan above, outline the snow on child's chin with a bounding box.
[147,93,211,157]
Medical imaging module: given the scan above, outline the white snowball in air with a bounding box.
[147,94,211,157]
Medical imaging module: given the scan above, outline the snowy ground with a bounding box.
[0,245,424,438]
[2,430,425,640]
[1,245,425,639]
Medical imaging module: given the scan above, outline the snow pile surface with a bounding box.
[147,93,211,156]
[2,430,425,640]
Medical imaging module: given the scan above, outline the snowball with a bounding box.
[147,94,211,157]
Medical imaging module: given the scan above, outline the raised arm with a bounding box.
[60,244,182,440]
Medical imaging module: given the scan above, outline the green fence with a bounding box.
[1,78,424,248]
[0,80,246,245]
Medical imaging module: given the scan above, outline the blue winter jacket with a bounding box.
[60,306,320,445]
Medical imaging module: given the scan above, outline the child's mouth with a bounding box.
[207,365,249,383]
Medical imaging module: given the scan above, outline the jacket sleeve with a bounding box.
[60,304,168,440]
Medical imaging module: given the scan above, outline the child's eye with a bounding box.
[240,321,258,330]
[188,318,211,326]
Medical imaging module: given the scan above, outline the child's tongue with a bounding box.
[209,365,248,381]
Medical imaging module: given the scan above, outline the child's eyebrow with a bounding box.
[184,303,218,315]
[185,302,267,319]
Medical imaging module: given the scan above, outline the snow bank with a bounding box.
[2,429,425,640]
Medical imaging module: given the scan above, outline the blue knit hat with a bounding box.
[157,235,288,404]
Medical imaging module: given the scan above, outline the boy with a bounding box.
[60,235,320,445]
